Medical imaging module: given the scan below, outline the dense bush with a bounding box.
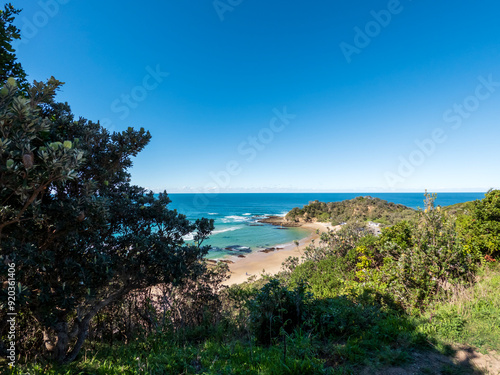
[456,189,500,258]
[87,262,230,346]
[302,220,365,262]
[247,279,313,345]
[288,254,354,299]
[297,193,481,311]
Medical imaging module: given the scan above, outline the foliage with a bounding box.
[378,220,413,250]
[286,196,416,226]
[247,279,313,345]
[288,251,360,300]
[0,3,26,88]
[441,200,474,217]
[85,262,230,348]
[298,192,480,311]
[5,191,497,374]
[0,56,214,365]
[302,221,366,262]
[375,196,478,309]
[0,78,83,235]
[456,189,500,258]
[154,261,230,335]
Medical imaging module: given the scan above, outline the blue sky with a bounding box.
[12,0,500,192]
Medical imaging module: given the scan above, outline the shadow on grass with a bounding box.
[312,290,488,375]
[5,288,492,374]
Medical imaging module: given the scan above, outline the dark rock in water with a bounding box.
[225,245,251,253]
[249,224,264,226]
[237,255,246,258]
[276,247,284,250]
[275,227,288,230]
[220,259,234,264]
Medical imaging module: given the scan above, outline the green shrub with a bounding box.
[456,189,500,258]
[247,279,313,345]
[289,255,354,299]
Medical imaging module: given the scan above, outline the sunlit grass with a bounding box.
[419,262,500,352]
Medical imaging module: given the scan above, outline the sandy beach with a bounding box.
[223,221,337,286]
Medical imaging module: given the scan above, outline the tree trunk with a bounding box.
[54,322,70,363]
[43,322,70,363]
[61,287,131,364]
[62,317,90,364]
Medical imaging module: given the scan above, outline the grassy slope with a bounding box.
[12,263,499,375]
[420,262,500,352]
[11,197,500,375]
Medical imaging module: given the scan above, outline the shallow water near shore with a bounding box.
[167,192,485,259]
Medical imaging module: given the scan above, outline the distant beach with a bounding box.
[223,221,336,285]
[167,192,485,263]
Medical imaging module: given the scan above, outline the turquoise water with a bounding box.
[168,192,486,259]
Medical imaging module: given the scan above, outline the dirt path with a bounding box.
[361,346,500,375]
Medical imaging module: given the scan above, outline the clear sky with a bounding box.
[12,0,500,193]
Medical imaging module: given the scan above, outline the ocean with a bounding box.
[168,192,486,260]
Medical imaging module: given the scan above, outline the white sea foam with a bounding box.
[183,226,242,241]
[225,245,251,251]
[242,213,252,216]
[212,226,243,235]
[221,215,250,223]
[208,212,218,215]
[235,246,250,250]
[252,215,268,219]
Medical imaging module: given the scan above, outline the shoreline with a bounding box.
[222,221,338,286]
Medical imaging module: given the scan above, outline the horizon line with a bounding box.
[158,190,489,194]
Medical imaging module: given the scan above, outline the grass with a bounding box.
[419,262,500,352]
[10,336,327,375]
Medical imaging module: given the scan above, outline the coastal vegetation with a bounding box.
[5,190,500,374]
[2,5,500,374]
[285,196,417,226]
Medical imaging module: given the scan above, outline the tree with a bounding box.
[0,3,26,88]
[0,11,214,365]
